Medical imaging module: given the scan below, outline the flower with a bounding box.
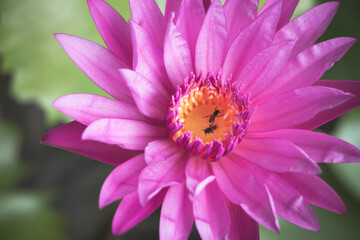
[42,0,360,239]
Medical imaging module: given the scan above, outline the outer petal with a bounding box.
[138,151,188,205]
[53,94,148,125]
[88,0,132,65]
[234,137,320,173]
[256,37,356,104]
[145,139,179,165]
[224,0,257,47]
[280,172,346,214]
[259,0,299,30]
[253,129,360,163]
[238,41,294,99]
[130,21,173,94]
[250,86,354,132]
[212,156,279,232]
[257,170,319,231]
[112,190,166,235]
[55,34,133,103]
[165,0,182,21]
[120,69,169,121]
[129,0,166,49]
[82,119,167,150]
[193,180,231,240]
[176,0,206,60]
[226,201,259,240]
[164,19,194,89]
[195,0,227,75]
[185,156,211,196]
[41,121,140,165]
[99,154,146,209]
[222,2,281,81]
[300,80,360,129]
[160,183,194,240]
[240,159,320,231]
[274,2,339,58]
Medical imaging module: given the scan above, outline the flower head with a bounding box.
[42,0,360,239]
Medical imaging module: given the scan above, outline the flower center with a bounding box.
[166,73,252,161]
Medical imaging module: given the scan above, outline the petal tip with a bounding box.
[51,96,64,111]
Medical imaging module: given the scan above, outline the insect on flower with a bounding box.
[203,123,218,135]
[204,108,224,124]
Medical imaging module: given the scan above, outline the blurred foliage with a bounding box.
[0,121,18,169]
[331,109,360,202]
[0,0,130,124]
[0,119,66,240]
[0,120,21,191]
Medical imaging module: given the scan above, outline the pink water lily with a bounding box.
[42,0,360,239]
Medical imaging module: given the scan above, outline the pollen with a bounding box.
[165,72,252,161]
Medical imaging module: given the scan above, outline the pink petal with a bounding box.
[112,190,166,235]
[226,201,259,240]
[99,154,146,209]
[52,94,148,125]
[250,86,354,132]
[222,2,281,81]
[234,136,320,174]
[129,0,166,49]
[82,119,167,150]
[160,183,194,240]
[193,180,231,240]
[138,152,188,205]
[224,0,257,47]
[280,172,346,214]
[212,156,279,232]
[164,19,194,89]
[145,139,179,165]
[239,159,320,231]
[164,0,182,21]
[195,0,227,75]
[256,37,356,105]
[299,80,360,129]
[259,0,299,30]
[87,0,132,65]
[130,21,173,94]
[274,2,339,58]
[239,41,294,99]
[54,34,133,103]
[253,129,360,163]
[41,121,140,165]
[119,69,169,121]
[261,171,320,231]
[185,156,211,196]
[176,0,206,61]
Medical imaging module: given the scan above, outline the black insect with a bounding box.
[203,124,218,135]
[205,108,224,124]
